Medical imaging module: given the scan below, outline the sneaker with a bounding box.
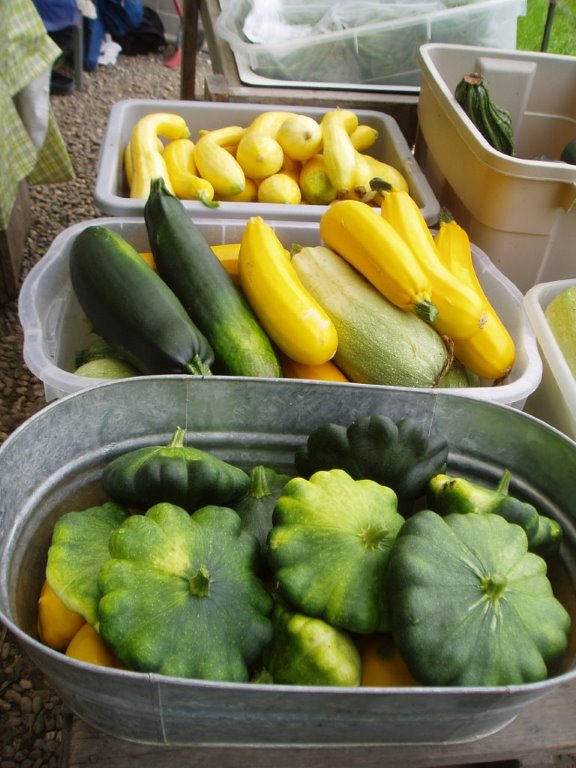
[50,70,75,96]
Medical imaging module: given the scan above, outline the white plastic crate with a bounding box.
[215,0,523,92]
[524,280,576,439]
[93,99,440,224]
[18,216,541,406]
[416,43,576,294]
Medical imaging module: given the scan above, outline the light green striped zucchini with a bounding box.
[291,245,469,389]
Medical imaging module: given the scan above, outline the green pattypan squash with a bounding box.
[97,503,273,680]
[267,469,405,633]
[295,414,448,509]
[261,598,361,687]
[388,510,571,686]
[102,426,250,513]
[46,501,129,626]
[427,470,563,558]
[233,465,291,564]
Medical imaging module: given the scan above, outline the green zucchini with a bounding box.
[454,73,514,156]
[560,139,576,165]
[144,178,282,378]
[291,245,466,388]
[69,226,214,376]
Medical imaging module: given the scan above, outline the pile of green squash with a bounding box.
[43,413,570,688]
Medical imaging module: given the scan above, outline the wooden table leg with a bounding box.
[0,180,31,304]
[72,20,83,91]
[180,0,200,100]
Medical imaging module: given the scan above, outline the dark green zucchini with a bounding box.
[561,139,576,165]
[69,225,214,375]
[144,177,282,378]
[455,72,514,156]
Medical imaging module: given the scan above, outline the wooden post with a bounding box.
[0,180,31,304]
[180,0,200,100]
[541,0,559,51]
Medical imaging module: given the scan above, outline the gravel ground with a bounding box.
[0,40,211,768]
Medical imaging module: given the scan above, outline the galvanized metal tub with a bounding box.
[1,376,575,746]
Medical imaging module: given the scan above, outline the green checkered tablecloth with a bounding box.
[0,0,75,229]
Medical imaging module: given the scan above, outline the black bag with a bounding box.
[114,6,167,55]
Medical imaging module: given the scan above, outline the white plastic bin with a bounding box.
[18,216,541,407]
[215,0,523,92]
[524,280,576,439]
[94,99,440,224]
[416,44,576,293]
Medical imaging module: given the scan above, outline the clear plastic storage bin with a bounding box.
[18,216,541,407]
[524,280,576,439]
[215,0,524,91]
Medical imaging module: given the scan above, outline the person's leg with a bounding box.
[49,26,74,59]
[48,26,75,95]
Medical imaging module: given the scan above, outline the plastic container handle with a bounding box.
[561,181,576,213]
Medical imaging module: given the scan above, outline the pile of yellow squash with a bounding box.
[124,108,408,207]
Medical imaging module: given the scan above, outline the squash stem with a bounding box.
[150,176,173,198]
[369,177,393,195]
[439,207,455,225]
[167,426,186,450]
[482,573,508,602]
[496,469,512,496]
[198,190,220,209]
[434,335,455,387]
[360,523,390,550]
[249,465,273,500]
[413,299,439,324]
[189,564,211,598]
[184,355,212,376]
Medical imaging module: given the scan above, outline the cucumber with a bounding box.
[69,226,214,376]
[144,178,282,378]
[292,245,466,388]
[544,285,576,376]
